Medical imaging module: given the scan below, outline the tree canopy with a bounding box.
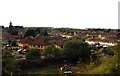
[63,39,91,60]
[25,48,41,60]
[44,45,61,58]
[7,21,19,35]
[2,48,19,75]
[11,41,18,46]
[24,29,36,38]
[8,26,18,35]
[39,29,49,36]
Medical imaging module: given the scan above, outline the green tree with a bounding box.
[43,36,50,43]
[87,43,120,74]
[44,45,61,58]
[112,42,120,73]
[35,28,41,35]
[11,41,18,46]
[39,29,49,36]
[102,48,114,55]
[7,21,18,35]
[2,48,19,75]
[24,29,36,38]
[63,39,91,61]
[10,28,18,35]
[26,48,41,60]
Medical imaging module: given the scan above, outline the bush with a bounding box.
[11,41,18,46]
[26,48,41,60]
[103,48,114,55]
[63,39,91,62]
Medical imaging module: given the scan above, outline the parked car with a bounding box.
[64,69,73,76]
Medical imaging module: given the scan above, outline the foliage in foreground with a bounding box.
[2,48,20,75]
[44,45,61,58]
[63,39,91,61]
[79,43,120,74]
[25,48,41,60]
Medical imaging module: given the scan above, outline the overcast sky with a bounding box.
[0,0,119,29]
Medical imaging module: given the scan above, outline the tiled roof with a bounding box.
[19,36,65,46]
[86,37,117,43]
[50,36,63,40]
[19,37,33,44]
[56,40,65,46]
[29,39,51,45]
[86,38,101,41]
[2,32,21,41]
[20,36,51,46]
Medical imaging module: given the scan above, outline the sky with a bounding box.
[0,0,119,29]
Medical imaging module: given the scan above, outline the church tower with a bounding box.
[10,21,12,26]
[9,21,13,28]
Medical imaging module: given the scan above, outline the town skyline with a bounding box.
[0,21,119,29]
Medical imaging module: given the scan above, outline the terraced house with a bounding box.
[18,36,64,54]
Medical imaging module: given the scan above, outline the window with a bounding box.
[40,49,43,53]
[32,45,34,47]
[38,45,40,47]
[34,45,35,47]
[61,45,63,48]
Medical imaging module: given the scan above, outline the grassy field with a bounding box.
[22,54,117,75]
[22,65,61,75]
